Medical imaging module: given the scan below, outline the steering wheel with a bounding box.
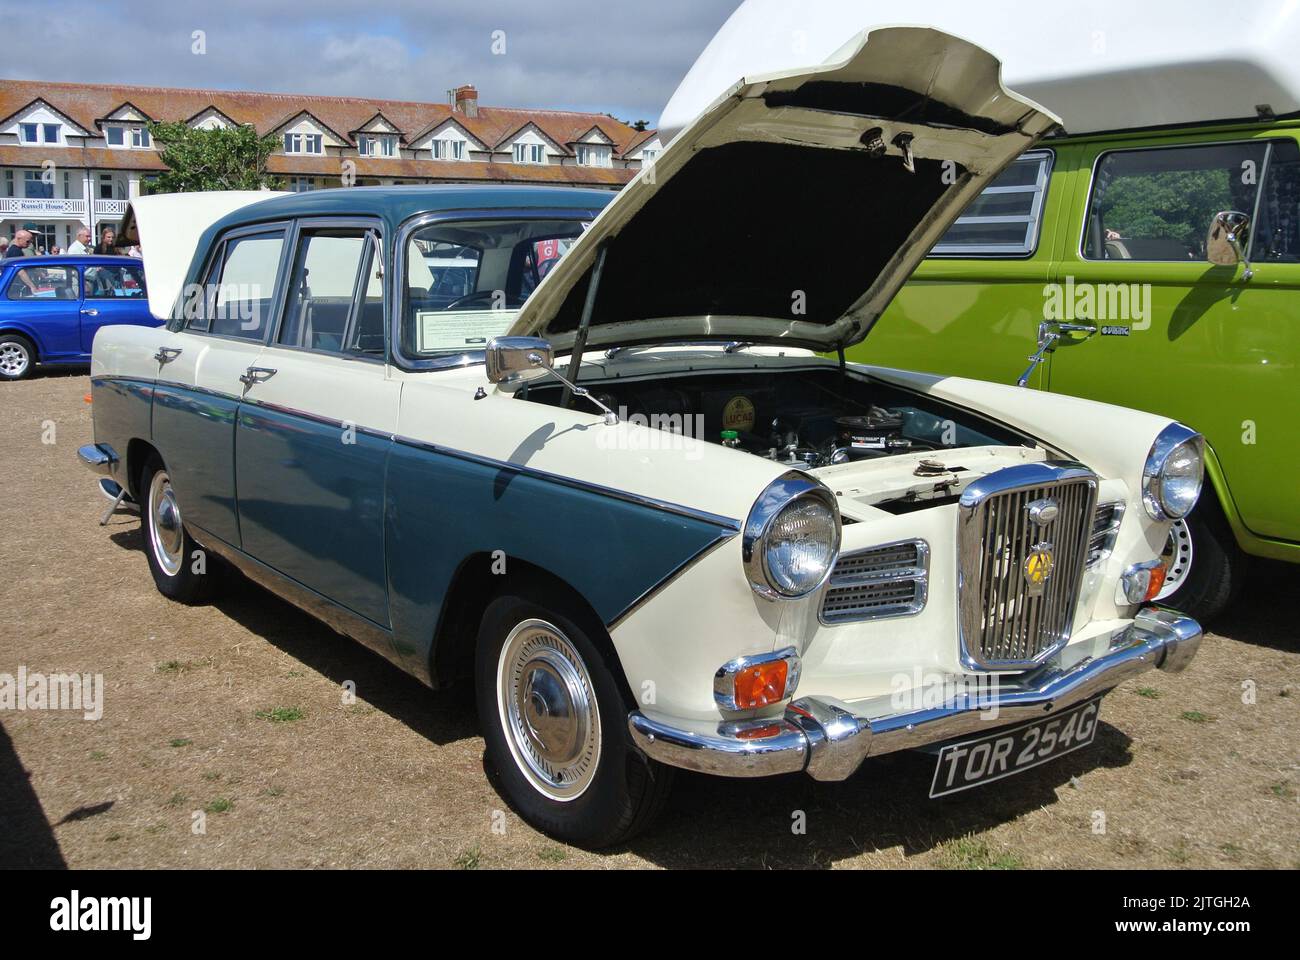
[443,290,525,310]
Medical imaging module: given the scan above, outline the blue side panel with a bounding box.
[151,385,242,546]
[90,376,153,490]
[385,441,732,671]
[235,405,391,627]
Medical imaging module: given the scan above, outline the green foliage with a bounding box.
[146,121,282,193]
[1098,168,1231,252]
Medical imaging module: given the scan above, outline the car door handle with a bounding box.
[239,366,278,387]
[153,347,182,364]
[81,308,99,317]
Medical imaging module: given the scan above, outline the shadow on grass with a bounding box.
[0,722,67,868]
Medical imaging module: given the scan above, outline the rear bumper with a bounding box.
[628,607,1201,781]
[77,443,117,477]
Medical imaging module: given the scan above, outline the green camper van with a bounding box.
[859,121,1300,620]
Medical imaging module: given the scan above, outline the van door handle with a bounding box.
[81,308,99,317]
[153,347,182,364]
[239,366,277,388]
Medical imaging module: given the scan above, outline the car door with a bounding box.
[79,261,152,355]
[1046,134,1300,542]
[3,260,82,360]
[151,224,290,549]
[234,220,398,627]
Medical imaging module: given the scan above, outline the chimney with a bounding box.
[452,84,478,118]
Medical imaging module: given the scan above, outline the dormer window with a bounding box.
[358,134,396,157]
[105,124,150,148]
[284,133,324,155]
[513,143,545,164]
[431,139,466,161]
[575,144,611,167]
[19,122,60,145]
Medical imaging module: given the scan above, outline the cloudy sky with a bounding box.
[2,0,741,126]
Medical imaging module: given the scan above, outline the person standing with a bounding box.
[94,226,115,255]
[3,229,34,258]
[67,226,92,255]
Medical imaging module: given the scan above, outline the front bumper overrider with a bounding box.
[628,607,1201,781]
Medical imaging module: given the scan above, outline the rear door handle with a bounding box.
[153,347,182,364]
[239,366,277,388]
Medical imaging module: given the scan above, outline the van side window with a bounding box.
[209,231,285,340]
[1083,142,1267,261]
[1252,140,1300,263]
[930,150,1052,257]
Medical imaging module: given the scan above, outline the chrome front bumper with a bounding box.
[628,607,1202,781]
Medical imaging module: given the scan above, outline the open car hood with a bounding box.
[509,26,1058,353]
[118,191,288,321]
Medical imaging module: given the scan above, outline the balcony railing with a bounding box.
[0,197,129,220]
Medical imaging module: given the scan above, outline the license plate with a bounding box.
[929,699,1100,798]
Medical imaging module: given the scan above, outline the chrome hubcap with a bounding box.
[0,342,29,377]
[1155,518,1193,600]
[497,619,600,801]
[148,470,185,577]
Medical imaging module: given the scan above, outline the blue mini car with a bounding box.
[0,254,158,381]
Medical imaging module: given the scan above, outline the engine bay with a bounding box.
[519,364,1039,473]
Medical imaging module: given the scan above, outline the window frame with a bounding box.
[1076,137,1286,262]
[391,206,605,372]
[175,220,294,342]
[267,216,387,363]
[19,122,38,144]
[929,149,1055,259]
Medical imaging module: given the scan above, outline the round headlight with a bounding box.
[743,474,841,600]
[1142,424,1204,521]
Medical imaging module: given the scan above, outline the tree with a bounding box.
[145,121,282,193]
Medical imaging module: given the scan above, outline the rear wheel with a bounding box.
[140,454,223,604]
[0,333,35,381]
[1154,496,1244,623]
[475,594,674,847]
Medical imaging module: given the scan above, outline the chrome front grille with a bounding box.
[1087,501,1125,566]
[820,539,928,624]
[958,463,1098,669]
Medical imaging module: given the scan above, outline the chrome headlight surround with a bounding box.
[743,472,842,600]
[1141,423,1205,521]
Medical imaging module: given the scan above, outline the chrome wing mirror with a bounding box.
[1207,210,1253,279]
[485,336,617,424]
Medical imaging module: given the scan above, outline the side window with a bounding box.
[1083,142,1267,260]
[931,150,1053,257]
[84,264,147,299]
[6,264,79,300]
[1251,140,1300,263]
[209,231,285,340]
[344,238,385,357]
[277,228,379,354]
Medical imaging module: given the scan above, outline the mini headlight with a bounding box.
[1142,423,1204,521]
[743,473,841,600]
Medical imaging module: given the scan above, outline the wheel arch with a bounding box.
[0,325,41,359]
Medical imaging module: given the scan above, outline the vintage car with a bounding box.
[0,254,154,381]
[662,0,1300,623]
[80,27,1204,847]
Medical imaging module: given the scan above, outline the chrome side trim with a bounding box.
[629,607,1203,781]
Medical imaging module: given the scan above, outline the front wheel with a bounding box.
[140,455,223,604]
[475,595,673,847]
[1154,496,1244,623]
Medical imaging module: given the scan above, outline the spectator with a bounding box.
[50,246,62,255]
[3,229,34,258]
[67,226,92,255]
[0,237,7,256]
[94,226,116,255]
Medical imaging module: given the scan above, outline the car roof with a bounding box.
[1,255,142,268]
[207,184,617,235]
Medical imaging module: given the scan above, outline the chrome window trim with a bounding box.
[391,206,604,372]
[742,471,842,601]
[1141,422,1204,521]
[712,646,802,711]
[1075,137,1290,262]
[929,149,1054,259]
[818,538,929,626]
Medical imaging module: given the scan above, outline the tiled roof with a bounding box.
[0,144,167,171]
[0,78,654,158]
[264,154,634,186]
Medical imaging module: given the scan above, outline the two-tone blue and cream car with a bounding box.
[81,28,1205,846]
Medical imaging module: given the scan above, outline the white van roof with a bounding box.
[660,0,1300,141]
